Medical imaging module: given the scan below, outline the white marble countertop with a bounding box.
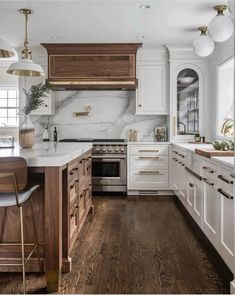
[172,142,234,169]
[127,141,171,145]
[0,142,93,167]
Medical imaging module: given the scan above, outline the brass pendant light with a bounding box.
[0,39,15,58]
[7,8,44,76]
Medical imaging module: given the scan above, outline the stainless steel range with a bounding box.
[92,140,127,192]
[60,138,127,193]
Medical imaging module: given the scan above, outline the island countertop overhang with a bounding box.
[0,142,93,167]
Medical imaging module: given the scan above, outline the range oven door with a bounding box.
[92,155,127,190]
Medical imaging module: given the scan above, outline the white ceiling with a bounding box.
[0,0,232,48]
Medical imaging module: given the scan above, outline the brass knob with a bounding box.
[139,104,142,107]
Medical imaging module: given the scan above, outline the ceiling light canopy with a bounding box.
[208,5,234,42]
[193,26,214,57]
[7,8,44,77]
[0,39,15,58]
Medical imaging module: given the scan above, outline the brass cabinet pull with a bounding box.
[181,164,185,167]
[137,170,163,175]
[173,151,178,154]
[178,161,182,164]
[203,178,214,186]
[202,166,214,174]
[217,188,233,200]
[139,149,160,153]
[138,156,160,160]
[179,153,185,158]
[189,182,194,187]
[218,175,233,184]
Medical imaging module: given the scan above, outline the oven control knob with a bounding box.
[120,147,125,152]
[95,146,100,152]
[102,147,106,152]
[108,147,112,152]
[115,147,119,152]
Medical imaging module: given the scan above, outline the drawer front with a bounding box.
[129,145,169,156]
[130,155,168,170]
[129,170,168,189]
[202,160,217,180]
[217,167,234,194]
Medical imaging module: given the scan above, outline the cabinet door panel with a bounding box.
[136,65,166,114]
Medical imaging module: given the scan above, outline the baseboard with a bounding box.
[127,189,175,196]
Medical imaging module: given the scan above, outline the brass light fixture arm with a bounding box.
[19,8,33,59]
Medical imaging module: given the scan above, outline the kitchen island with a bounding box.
[0,142,93,292]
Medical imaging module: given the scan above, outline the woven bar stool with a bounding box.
[0,157,41,293]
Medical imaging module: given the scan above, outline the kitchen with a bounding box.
[0,0,234,294]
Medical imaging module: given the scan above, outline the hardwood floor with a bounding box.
[0,196,231,294]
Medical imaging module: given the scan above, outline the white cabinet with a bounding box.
[217,167,234,271]
[128,144,169,192]
[136,64,167,115]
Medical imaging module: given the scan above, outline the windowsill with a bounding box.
[0,126,19,132]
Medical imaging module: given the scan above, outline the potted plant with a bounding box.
[19,82,53,148]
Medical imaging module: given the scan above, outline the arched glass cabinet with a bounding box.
[176,68,199,136]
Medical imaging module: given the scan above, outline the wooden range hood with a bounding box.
[41,43,142,90]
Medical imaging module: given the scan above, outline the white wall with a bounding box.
[208,37,234,140]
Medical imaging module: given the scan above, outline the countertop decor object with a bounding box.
[212,140,234,151]
[20,83,54,148]
[155,127,167,142]
[7,8,44,76]
[0,136,14,148]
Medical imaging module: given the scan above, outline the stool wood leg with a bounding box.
[19,206,26,294]
[29,200,42,272]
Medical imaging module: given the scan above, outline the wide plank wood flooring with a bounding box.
[0,196,231,294]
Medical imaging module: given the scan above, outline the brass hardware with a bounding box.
[138,104,142,107]
[138,170,163,175]
[74,106,91,117]
[178,153,185,158]
[139,149,160,153]
[181,164,185,167]
[202,166,214,173]
[213,5,227,15]
[69,168,79,175]
[217,188,233,200]
[198,26,208,35]
[218,175,233,184]
[203,178,214,186]
[173,151,178,154]
[189,183,194,187]
[138,156,160,160]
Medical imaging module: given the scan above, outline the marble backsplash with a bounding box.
[31,90,168,142]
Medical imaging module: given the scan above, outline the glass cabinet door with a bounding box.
[177,69,199,135]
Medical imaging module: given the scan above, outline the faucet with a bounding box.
[178,121,186,135]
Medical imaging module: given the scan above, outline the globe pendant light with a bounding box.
[0,39,15,58]
[208,5,234,42]
[7,9,44,76]
[193,26,215,57]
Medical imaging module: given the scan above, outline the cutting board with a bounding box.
[195,148,234,158]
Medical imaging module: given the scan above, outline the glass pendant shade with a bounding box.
[0,39,15,58]
[208,5,234,42]
[7,58,44,76]
[193,27,215,57]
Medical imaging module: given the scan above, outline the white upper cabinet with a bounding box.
[136,64,167,115]
[166,46,209,142]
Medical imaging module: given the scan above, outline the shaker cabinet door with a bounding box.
[136,65,167,115]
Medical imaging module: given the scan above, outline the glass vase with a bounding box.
[19,114,35,148]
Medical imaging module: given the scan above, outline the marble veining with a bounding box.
[31,91,167,142]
